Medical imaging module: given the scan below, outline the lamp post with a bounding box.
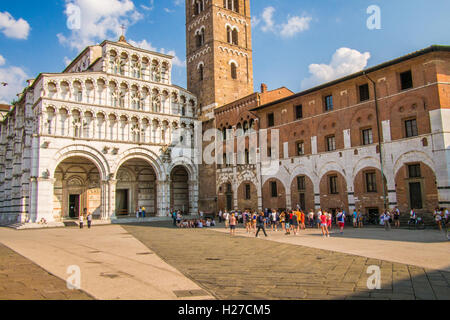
[363,72,388,211]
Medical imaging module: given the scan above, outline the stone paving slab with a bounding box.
[122,222,450,300]
[0,243,93,300]
[0,225,215,300]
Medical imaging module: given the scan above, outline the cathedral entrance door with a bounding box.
[116,189,129,216]
[69,194,80,218]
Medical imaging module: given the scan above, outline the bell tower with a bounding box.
[186,0,254,119]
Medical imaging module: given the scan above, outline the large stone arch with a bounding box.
[50,145,110,181]
[351,156,381,181]
[290,174,315,212]
[318,161,347,185]
[262,177,287,211]
[167,156,197,182]
[288,164,318,191]
[319,170,348,214]
[353,166,387,214]
[236,180,258,210]
[53,155,102,221]
[112,148,164,181]
[394,160,438,217]
[393,150,435,178]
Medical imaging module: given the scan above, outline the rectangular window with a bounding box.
[329,176,338,194]
[365,172,377,193]
[362,128,373,145]
[359,84,370,102]
[326,135,336,152]
[400,70,413,90]
[405,119,418,137]
[271,181,277,197]
[408,164,421,178]
[267,113,274,127]
[296,141,304,156]
[245,184,251,200]
[295,104,303,120]
[297,176,305,191]
[324,95,333,111]
[267,146,272,158]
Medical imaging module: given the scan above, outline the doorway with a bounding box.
[69,195,80,218]
[299,193,306,211]
[409,182,423,209]
[116,189,129,215]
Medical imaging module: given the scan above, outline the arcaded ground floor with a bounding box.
[0,221,449,300]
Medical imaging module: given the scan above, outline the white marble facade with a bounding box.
[0,38,199,224]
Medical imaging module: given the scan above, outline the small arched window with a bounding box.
[226,26,232,44]
[198,64,204,81]
[230,62,237,80]
[232,29,238,45]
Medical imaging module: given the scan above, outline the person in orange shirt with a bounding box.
[300,210,306,230]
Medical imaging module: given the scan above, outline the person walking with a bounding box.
[291,210,298,235]
[285,211,291,235]
[79,211,84,229]
[280,211,286,232]
[86,209,92,229]
[358,210,364,228]
[255,212,268,238]
[352,209,358,228]
[229,213,237,236]
[409,208,417,229]
[393,207,400,228]
[434,207,443,231]
[224,211,230,229]
[218,210,223,223]
[336,210,345,235]
[316,209,322,230]
[308,210,314,228]
[270,210,278,232]
[320,211,329,238]
[384,210,391,231]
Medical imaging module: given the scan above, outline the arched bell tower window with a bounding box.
[230,61,238,80]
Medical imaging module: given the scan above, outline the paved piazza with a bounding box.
[0,222,449,300]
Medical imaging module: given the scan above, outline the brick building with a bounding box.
[215,46,450,222]
[186,1,450,220]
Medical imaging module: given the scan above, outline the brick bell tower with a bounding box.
[186,0,254,119]
[186,0,254,214]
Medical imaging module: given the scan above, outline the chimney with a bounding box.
[261,83,268,93]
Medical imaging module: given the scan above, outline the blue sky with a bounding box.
[0,0,449,104]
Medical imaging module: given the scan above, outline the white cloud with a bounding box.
[260,7,275,32]
[254,7,312,38]
[128,39,157,51]
[301,48,371,89]
[129,39,186,68]
[57,0,143,51]
[141,0,154,11]
[63,56,72,66]
[0,11,30,40]
[0,55,29,104]
[280,16,312,38]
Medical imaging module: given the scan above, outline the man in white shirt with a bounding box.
[224,211,230,229]
[308,210,314,228]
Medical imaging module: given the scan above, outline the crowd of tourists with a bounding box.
[170,210,216,229]
[217,206,450,237]
[218,208,348,238]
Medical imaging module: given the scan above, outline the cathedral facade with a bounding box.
[0,37,199,224]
